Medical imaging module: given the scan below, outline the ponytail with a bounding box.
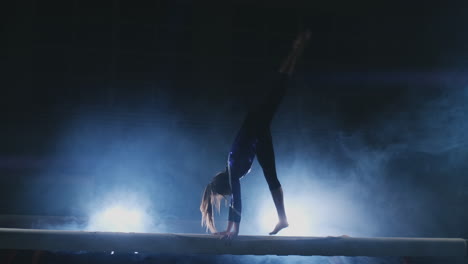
[200,170,231,233]
[200,183,217,233]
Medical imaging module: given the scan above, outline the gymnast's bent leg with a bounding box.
[256,128,288,235]
[258,30,310,235]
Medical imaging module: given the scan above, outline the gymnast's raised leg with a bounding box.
[258,31,310,235]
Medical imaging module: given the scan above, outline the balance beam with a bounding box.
[0,228,465,256]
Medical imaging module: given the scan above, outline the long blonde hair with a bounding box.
[200,170,231,233]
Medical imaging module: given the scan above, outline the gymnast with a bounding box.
[200,31,310,239]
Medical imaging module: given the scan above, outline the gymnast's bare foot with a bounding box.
[269,220,289,235]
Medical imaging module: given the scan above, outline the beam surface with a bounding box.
[0,228,466,257]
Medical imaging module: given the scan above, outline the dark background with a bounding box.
[2,0,468,262]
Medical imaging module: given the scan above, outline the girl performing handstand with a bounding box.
[200,31,310,238]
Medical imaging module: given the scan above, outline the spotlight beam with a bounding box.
[0,228,465,257]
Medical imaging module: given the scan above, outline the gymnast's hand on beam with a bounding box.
[215,230,239,240]
[214,221,239,239]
